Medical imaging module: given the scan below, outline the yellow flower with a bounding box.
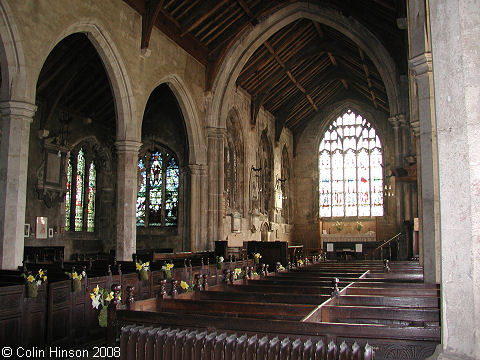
[93,285,99,294]
[106,292,114,302]
[254,253,261,258]
[180,281,189,290]
[166,263,174,270]
[136,263,142,271]
[42,276,47,281]
[27,275,34,282]
[90,293,95,300]
[72,272,78,279]
[38,269,44,276]
[145,262,149,267]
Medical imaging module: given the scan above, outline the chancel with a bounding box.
[0,1,478,359]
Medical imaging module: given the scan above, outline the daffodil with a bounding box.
[180,281,189,290]
[38,269,44,276]
[106,292,114,302]
[91,297,101,309]
[27,275,34,282]
[42,275,47,281]
[145,262,149,267]
[72,272,78,279]
[93,285,99,294]
[136,263,142,271]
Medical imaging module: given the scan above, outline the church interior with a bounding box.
[0,1,478,359]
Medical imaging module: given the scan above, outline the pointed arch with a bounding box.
[33,20,138,142]
[0,1,28,102]
[208,2,401,129]
[154,75,207,165]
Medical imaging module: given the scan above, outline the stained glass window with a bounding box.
[136,159,146,226]
[165,157,179,226]
[65,157,72,231]
[136,147,179,227]
[319,110,383,218]
[74,149,85,231]
[87,162,96,232]
[149,152,163,226]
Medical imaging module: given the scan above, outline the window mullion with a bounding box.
[162,155,167,226]
[70,154,77,232]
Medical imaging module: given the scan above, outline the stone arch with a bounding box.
[32,20,137,143]
[152,75,207,166]
[208,2,401,129]
[0,1,28,102]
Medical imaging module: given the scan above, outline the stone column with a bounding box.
[428,1,480,357]
[410,121,422,261]
[388,116,403,227]
[0,101,36,269]
[187,164,202,252]
[206,127,226,249]
[409,53,440,284]
[200,164,208,250]
[115,140,141,261]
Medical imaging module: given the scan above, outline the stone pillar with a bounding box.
[187,164,202,252]
[200,164,208,250]
[115,140,141,261]
[411,120,422,264]
[409,53,440,284]
[0,101,36,269]
[206,127,226,249]
[428,1,480,357]
[388,116,403,227]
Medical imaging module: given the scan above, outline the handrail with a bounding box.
[367,232,403,260]
[374,233,402,251]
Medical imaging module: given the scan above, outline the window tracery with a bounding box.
[319,110,383,218]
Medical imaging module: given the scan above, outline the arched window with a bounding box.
[65,148,97,232]
[319,110,383,218]
[136,146,179,227]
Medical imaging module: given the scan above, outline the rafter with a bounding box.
[358,47,378,109]
[236,0,258,25]
[141,0,165,50]
[180,0,229,36]
[263,41,318,111]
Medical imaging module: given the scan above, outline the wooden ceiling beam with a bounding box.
[236,0,258,25]
[358,47,378,109]
[141,0,165,50]
[180,0,229,37]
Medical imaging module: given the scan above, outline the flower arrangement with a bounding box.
[233,268,243,280]
[355,221,364,232]
[180,280,191,292]
[334,221,344,232]
[65,270,86,292]
[136,260,150,281]
[216,256,224,270]
[89,285,121,327]
[253,253,262,264]
[22,269,47,298]
[162,263,174,279]
[278,264,285,271]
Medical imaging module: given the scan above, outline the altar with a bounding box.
[320,233,377,260]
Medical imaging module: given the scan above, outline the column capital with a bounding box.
[0,100,37,121]
[206,126,226,139]
[408,52,433,77]
[114,140,142,153]
[388,116,400,128]
[410,120,420,137]
[397,114,408,128]
[185,163,208,175]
